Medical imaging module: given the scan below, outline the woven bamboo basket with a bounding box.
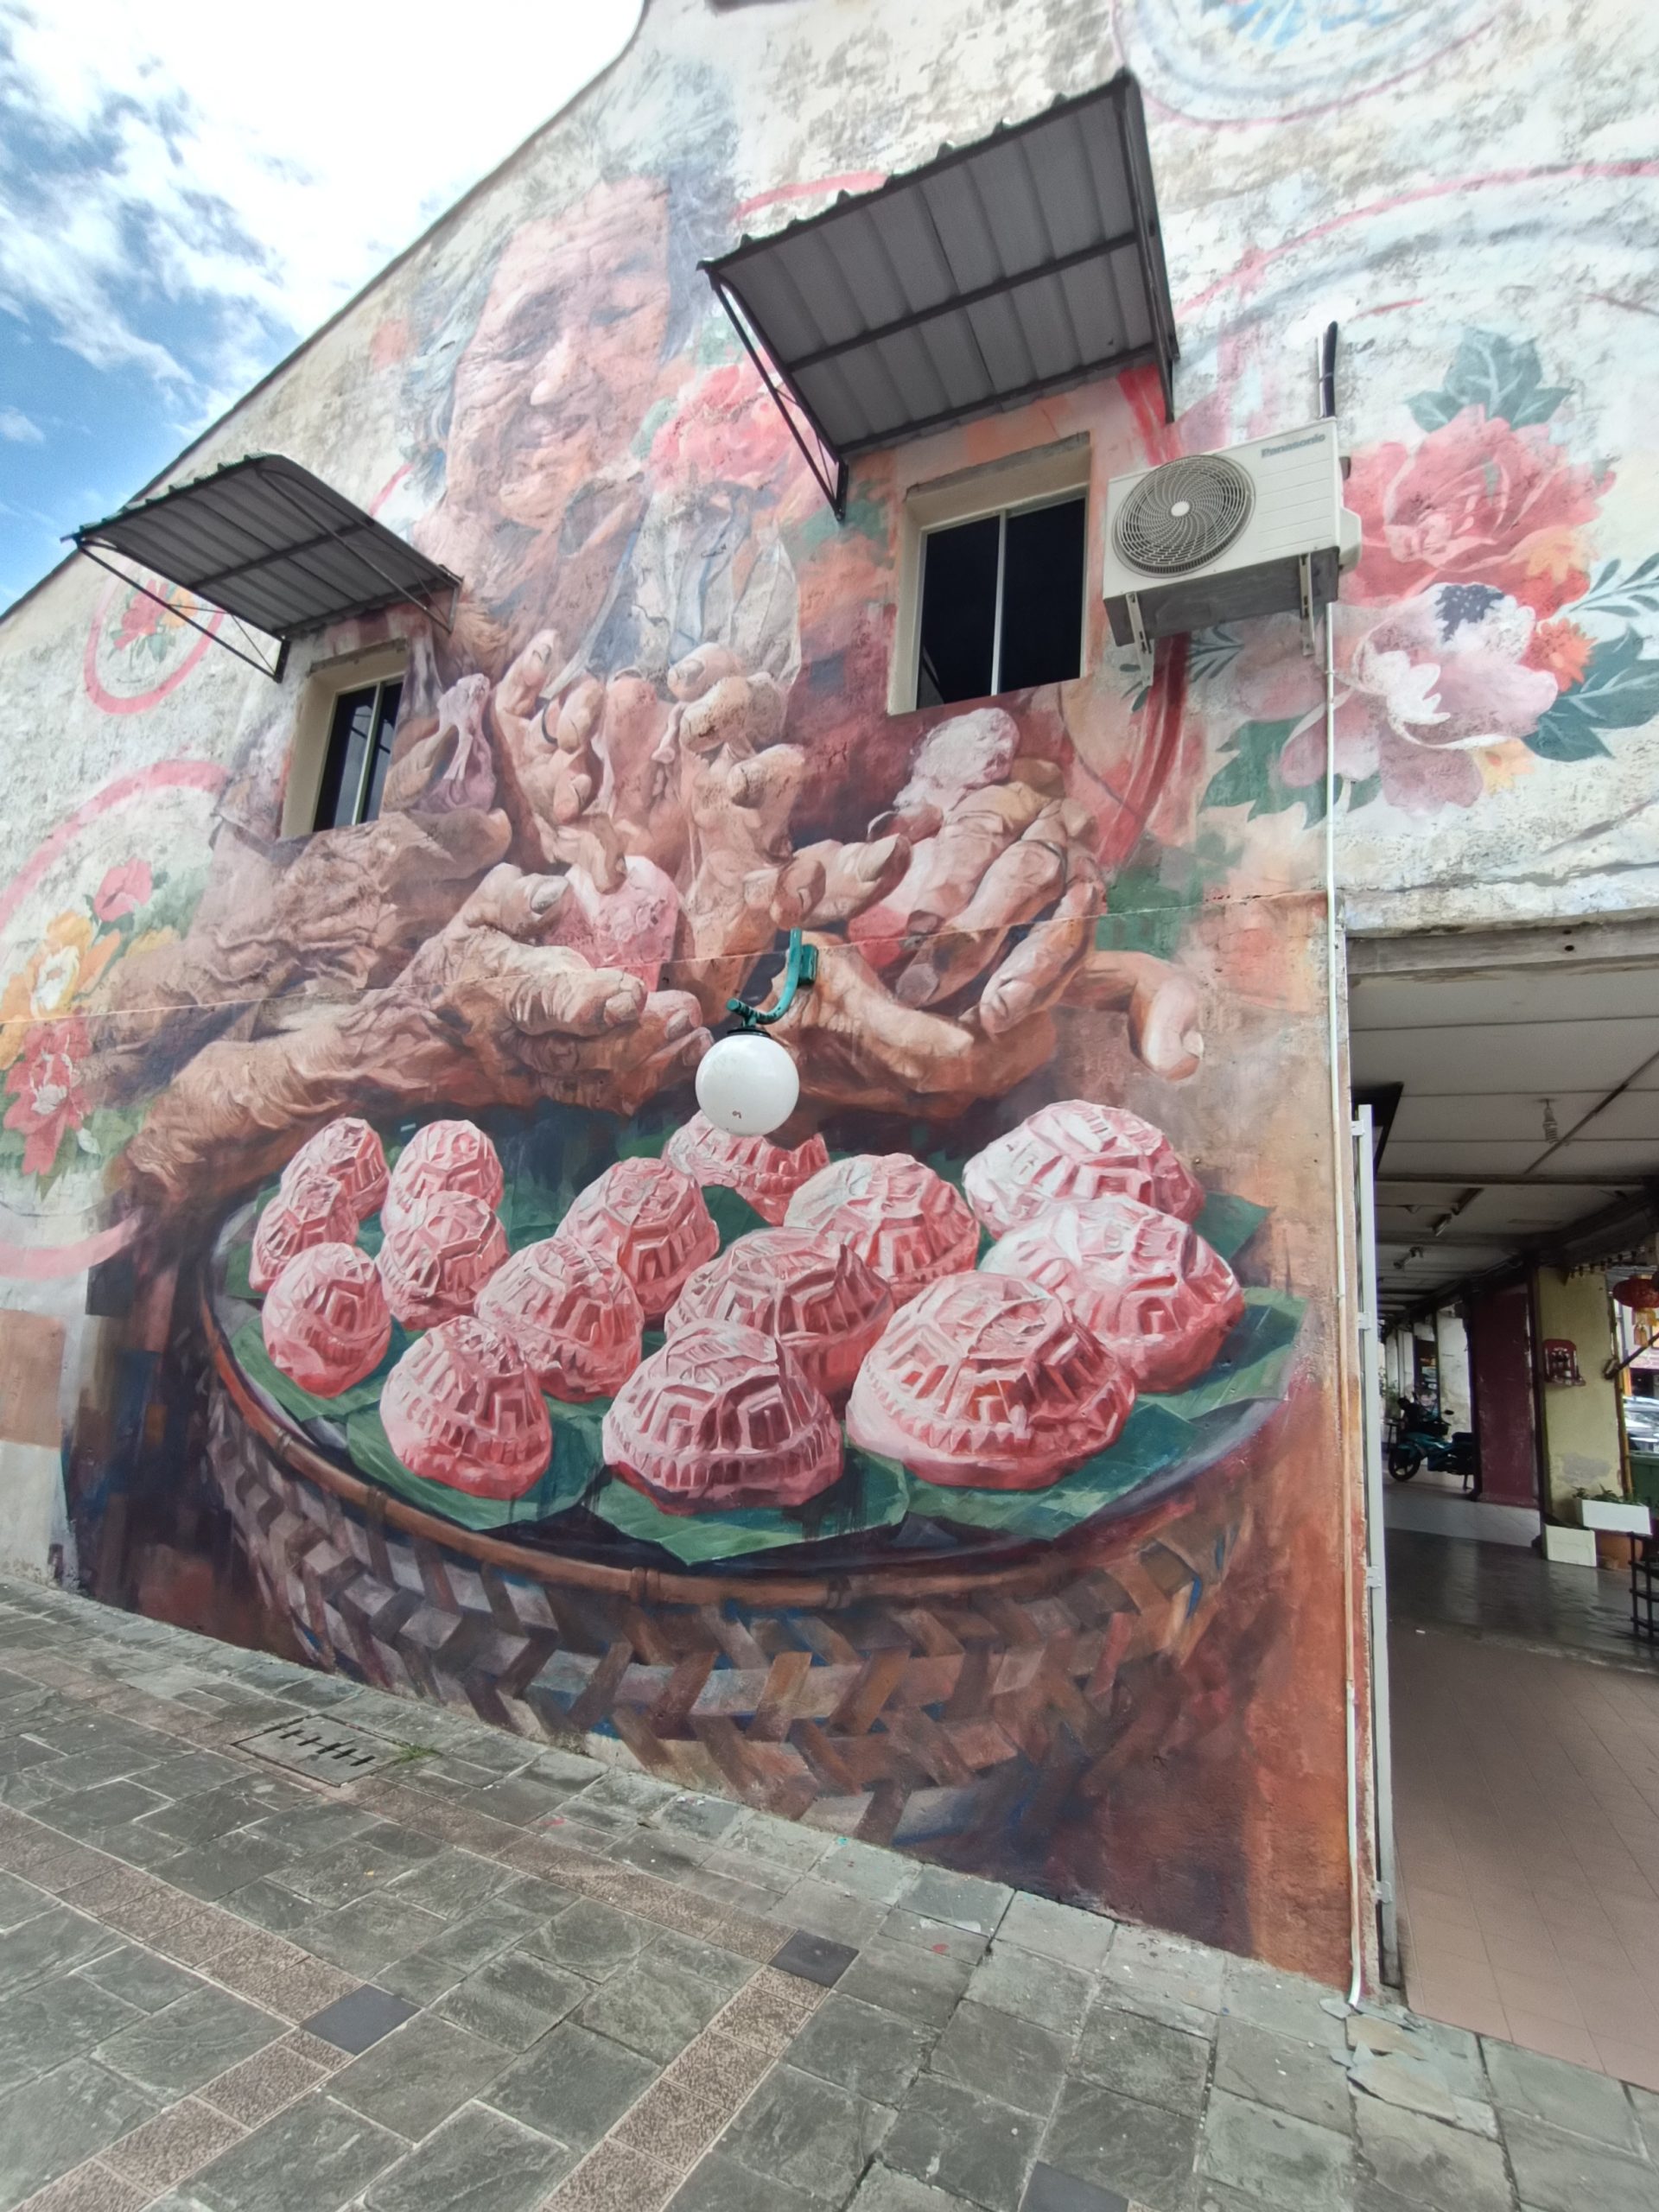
[202,1281,1258,1859]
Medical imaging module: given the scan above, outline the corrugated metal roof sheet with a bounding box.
[703,73,1177,483]
[74,454,458,645]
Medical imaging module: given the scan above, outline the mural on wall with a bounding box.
[3,0,1657,1977]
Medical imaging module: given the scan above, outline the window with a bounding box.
[916,493,1087,709]
[313,679,403,831]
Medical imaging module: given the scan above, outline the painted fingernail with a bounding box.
[605,987,641,1022]
[530,880,566,913]
[663,1007,694,1041]
[1183,1029,1205,1057]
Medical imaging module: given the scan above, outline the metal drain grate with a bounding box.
[237,1713,400,1783]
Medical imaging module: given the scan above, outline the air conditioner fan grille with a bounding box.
[1114,454,1254,575]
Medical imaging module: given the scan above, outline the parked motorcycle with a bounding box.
[1387,1400,1479,1487]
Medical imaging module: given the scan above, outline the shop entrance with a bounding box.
[1348,919,1659,2077]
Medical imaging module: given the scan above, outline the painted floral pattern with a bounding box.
[1205,330,1659,817]
[4,1018,92,1177]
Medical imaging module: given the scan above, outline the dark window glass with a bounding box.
[917,514,1000,707]
[999,498,1085,691]
[915,493,1085,706]
[314,680,403,831]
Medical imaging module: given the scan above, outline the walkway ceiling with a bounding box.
[1350,931,1659,1320]
[73,455,460,679]
[702,73,1178,516]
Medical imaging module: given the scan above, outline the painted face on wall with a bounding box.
[443,178,674,538]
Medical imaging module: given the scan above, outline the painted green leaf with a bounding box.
[1344,774,1382,812]
[344,1400,605,1534]
[1407,390,1462,433]
[1201,718,1331,824]
[1442,330,1570,429]
[1573,553,1659,623]
[1529,627,1659,760]
[591,1445,910,1563]
[1192,1192,1270,1264]
[902,1289,1304,1541]
[232,1315,410,1423]
[702,1183,770,1250]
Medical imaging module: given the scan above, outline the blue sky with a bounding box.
[0,0,642,613]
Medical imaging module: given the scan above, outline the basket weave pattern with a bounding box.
[206,1379,1247,1848]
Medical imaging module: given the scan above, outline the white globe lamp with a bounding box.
[696,1029,800,1138]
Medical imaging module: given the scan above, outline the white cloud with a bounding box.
[0,0,645,418]
[0,405,43,442]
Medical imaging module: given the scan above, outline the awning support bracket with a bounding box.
[704,268,849,522]
[72,543,289,681]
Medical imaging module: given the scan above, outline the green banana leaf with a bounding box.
[592,1446,910,1564]
[903,1288,1303,1540]
[1192,1192,1270,1264]
[232,1314,411,1423]
[344,1399,607,1534]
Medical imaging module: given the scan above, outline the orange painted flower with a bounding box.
[0,911,121,1069]
[1522,617,1592,690]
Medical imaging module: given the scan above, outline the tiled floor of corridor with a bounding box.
[3,1573,1659,2212]
[1392,1618,1659,2087]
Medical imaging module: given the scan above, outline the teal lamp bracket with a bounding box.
[727,928,818,1030]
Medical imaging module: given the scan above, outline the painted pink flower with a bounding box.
[1278,586,1561,815]
[4,1017,92,1177]
[1345,406,1603,618]
[92,860,153,923]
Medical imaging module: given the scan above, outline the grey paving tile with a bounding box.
[1198,2088,1352,2212]
[787,1992,937,2103]
[968,1942,1094,2037]
[652,1792,744,1846]
[771,1878,886,1949]
[0,2056,162,2210]
[197,2038,330,2127]
[815,1840,920,1906]
[646,1929,753,1998]
[901,1867,1012,1938]
[0,1904,120,1993]
[376,1909,524,2005]
[175,2091,405,2212]
[1047,2078,1205,2210]
[0,1971,142,2094]
[612,2021,774,2166]
[881,2071,1039,2211]
[772,1928,859,1986]
[204,1931,354,2020]
[101,2096,245,2195]
[485,2019,659,2150]
[378,1847,509,1920]
[435,1947,592,2049]
[159,1834,294,1904]
[667,2149,821,2212]
[240,1802,379,1857]
[608,1829,712,1881]
[133,1791,265,1848]
[1354,2095,1512,2212]
[1098,1924,1224,2034]
[878,1908,991,1967]
[364,2100,575,2212]
[852,2168,985,2212]
[137,1754,245,1802]
[931,1999,1070,2118]
[718,1965,823,2050]
[218,1877,316,1938]
[94,1823,188,1873]
[1482,2039,1642,2152]
[1071,2000,1213,2113]
[1215,2015,1352,2133]
[721,2060,894,2205]
[302,1986,419,2055]
[575,1946,729,2063]
[74,1945,203,2014]
[839,1938,973,2029]
[720,1817,836,1878]
[1500,2109,1655,2212]
[700,1849,796,1900]
[528,1898,652,1980]
[299,1891,449,1977]
[1020,2165,1130,2212]
[98,1986,283,2100]
[327,2010,511,2139]
[1222,1956,1348,2054]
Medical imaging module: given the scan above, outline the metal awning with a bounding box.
[73,454,460,679]
[702,73,1177,518]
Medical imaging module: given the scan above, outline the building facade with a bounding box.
[2,0,1656,1993]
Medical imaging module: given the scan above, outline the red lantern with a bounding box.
[1614,1274,1659,1312]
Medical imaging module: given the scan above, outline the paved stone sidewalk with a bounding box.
[0,1580,1655,2212]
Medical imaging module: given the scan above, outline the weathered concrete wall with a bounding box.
[0,0,1655,1984]
[1535,1268,1624,1511]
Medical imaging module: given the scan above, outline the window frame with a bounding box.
[916,487,1089,709]
[888,435,1092,716]
[281,644,409,838]
[313,677,404,833]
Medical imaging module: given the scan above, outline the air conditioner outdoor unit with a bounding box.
[1102,417,1362,677]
